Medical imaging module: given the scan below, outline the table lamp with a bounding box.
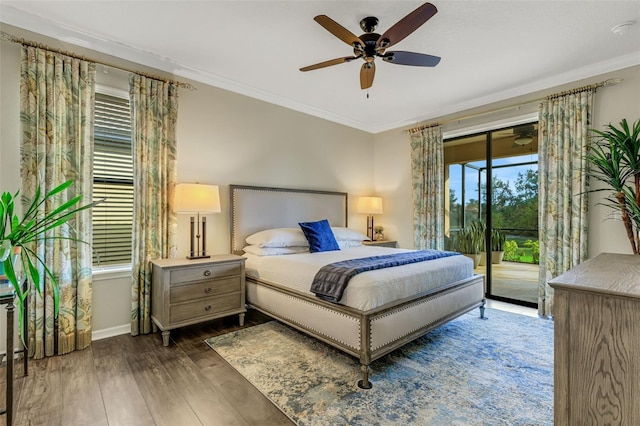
[174,183,221,259]
[357,196,383,241]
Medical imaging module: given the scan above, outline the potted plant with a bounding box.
[455,227,482,268]
[491,228,506,264]
[587,118,640,254]
[0,180,95,327]
[467,221,489,265]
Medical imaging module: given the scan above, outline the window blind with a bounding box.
[93,93,133,266]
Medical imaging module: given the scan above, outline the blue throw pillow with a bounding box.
[298,219,340,253]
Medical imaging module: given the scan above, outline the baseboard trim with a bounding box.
[92,324,131,341]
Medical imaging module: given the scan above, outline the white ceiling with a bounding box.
[1,1,639,133]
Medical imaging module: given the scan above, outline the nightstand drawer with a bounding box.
[170,263,241,284]
[170,293,241,323]
[170,276,241,304]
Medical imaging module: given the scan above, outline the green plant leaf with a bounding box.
[588,118,640,254]
[1,179,97,329]
[0,240,10,262]
[3,257,24,302]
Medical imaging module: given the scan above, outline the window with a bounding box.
[92,92,133,267]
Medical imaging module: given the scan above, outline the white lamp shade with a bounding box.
[357,196,383,214]
[174,183,221,213]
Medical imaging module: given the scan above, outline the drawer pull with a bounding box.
[203,269,212,277]
[204,287,212,294]
[204,305,212,311]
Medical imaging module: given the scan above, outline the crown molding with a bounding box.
[382,51,640,134]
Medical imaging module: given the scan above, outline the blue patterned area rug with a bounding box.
[205,308,553,425]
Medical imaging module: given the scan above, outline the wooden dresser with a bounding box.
[549,252,640,425]
[151,255,246,346]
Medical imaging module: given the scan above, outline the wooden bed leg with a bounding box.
[357,364,372,389]
[479,298,488,320]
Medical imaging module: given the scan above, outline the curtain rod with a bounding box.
[1,31,195,90]
[405,78,623,134]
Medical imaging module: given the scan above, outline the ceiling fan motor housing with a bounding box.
[355,32,384,58]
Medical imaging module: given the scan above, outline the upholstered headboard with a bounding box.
[230,185,348,254]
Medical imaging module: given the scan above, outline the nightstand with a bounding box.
[151,255,246,346]
[363,240,398,248]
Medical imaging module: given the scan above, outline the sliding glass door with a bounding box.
[445,123,539,307]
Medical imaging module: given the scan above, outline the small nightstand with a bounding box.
[363,240,398,248]
[151,255,246,346]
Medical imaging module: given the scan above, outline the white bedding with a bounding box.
[243,246,474,311]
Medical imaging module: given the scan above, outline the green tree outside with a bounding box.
[449,164,539,264]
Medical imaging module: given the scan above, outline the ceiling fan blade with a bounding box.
[314,15,363,48]
[300,56,359,72]
[376,2,437,49]
[382,51,441,67]
[360,62,376,90]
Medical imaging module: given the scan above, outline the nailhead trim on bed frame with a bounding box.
[281,293,360,349]
[368,279,483,351]
[247,280,361,352]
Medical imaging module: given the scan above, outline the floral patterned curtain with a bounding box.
[538,88,594,317]
[130,75,178,336]
[410,126,445,250]
[20,46,95,358]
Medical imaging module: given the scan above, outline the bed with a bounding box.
[230,184,486,388]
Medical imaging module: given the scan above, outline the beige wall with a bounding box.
[174,79,375,257]
[373,65,640,258]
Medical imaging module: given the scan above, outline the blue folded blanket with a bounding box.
[310,249,461,303]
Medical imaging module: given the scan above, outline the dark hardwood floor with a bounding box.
[0,310,294,426]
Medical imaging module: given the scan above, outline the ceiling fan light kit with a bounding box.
[514,136,534,146]
[300,2,441,91]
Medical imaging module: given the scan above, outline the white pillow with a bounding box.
[245,228,309,248]
[338,240,364,249]
[332,227,370,241]
[243,245,309,256]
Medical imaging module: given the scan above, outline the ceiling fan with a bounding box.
[512,124,537,147]
[299,2,441,91]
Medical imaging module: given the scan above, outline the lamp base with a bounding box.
[367,215,375,241]
[187,214,211,260]
[186,254,211,260]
